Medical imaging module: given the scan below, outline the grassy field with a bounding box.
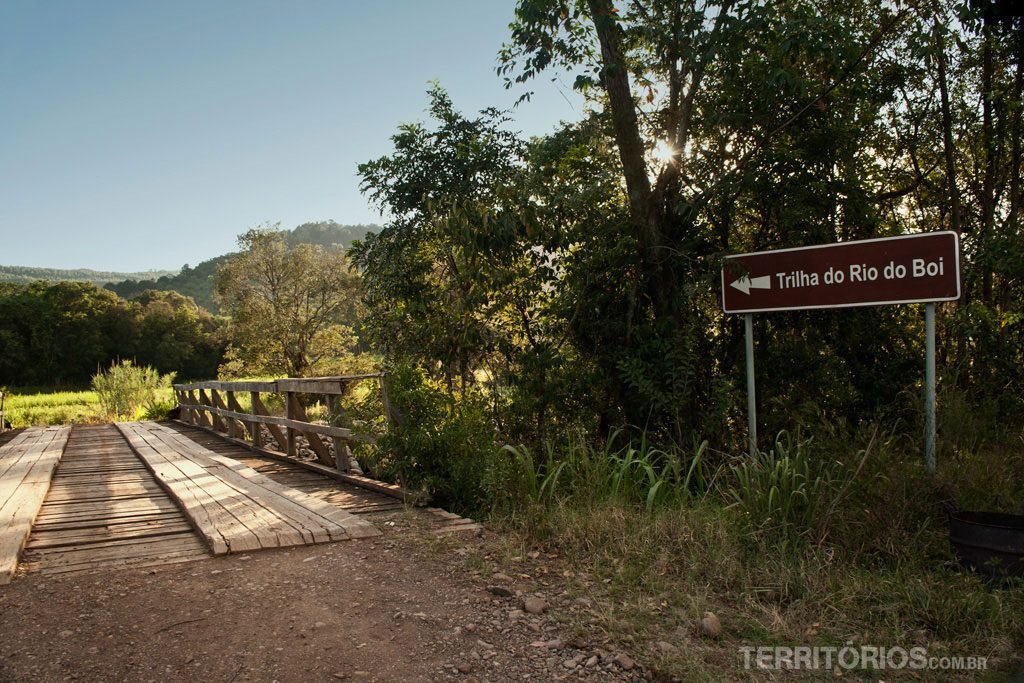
[2,387,175,427]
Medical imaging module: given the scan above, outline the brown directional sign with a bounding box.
[721,231,961,314]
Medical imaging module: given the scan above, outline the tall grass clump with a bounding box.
[479,422,1024,678]
[91,360,174,421]
[498,428,712,513]
[726,430,840,540]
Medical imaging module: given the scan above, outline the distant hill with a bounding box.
[106,255,232,312]
[286,222,377,249]
[105,221,378,312]
[0,265,178,286]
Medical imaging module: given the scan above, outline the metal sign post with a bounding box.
[745,314,756,457]
[925,303,936,474]
[722,232,960,470]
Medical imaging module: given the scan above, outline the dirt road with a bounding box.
[0,515,648,683]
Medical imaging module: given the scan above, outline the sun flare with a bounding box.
[652,139,675,164]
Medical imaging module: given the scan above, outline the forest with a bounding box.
[0,265,176,286]
[0,221,374,387]
[105,220,377,311]
[0,283,224,387]
[352,0,1022,465]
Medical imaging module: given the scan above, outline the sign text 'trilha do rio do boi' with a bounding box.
[721,231,961,470]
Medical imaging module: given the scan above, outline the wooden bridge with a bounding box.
[0,375,479,584]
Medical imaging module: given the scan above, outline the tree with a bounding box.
[355,1,1024,443]
[132,290,225,380]
[215,226,364,377]
[353,87,527,388]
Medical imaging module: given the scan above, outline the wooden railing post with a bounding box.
[285,392,297,457]
[209,390,237,438]
[175,389,188,424]
[250,392,286,450]
[327,394,351,472]
[379,372,401,426]
[200,389,224,433]
[226,391,253,442]
[192,390,211,427]
[249,392,264,448]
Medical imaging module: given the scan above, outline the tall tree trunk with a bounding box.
[586,0,673,319]
[933,13,963,237]
[1008,25,1024,238]
[980,22,996,304]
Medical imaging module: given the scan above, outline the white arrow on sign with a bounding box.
[730,275,772,295]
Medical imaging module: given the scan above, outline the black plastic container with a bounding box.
[949,511,1024,579]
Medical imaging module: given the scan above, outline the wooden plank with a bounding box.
[156,424,324,546]
[0,427,70,584]
[27,551,207,576]
[0,430,37,480]
[36,492,178,511]
[198,451,379,540]
[277,374,383,392]
[149,426,354,543]
[118,423,254,553]
[176,381,280,393]
[172,426,408,519]
[24,546,207,575]
[119,423,315,551]
[27,520,193,549]
[124,423,379,548]
[25,533,205,564]
[32,510,183,532]
[144,428,315,547]
[174,375,382,395]
[117,423,234,553]
[172,420,420,503]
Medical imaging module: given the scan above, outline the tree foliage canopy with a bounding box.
[355,0,1023,446]
[216,226,366,378]
[0,282,224,387]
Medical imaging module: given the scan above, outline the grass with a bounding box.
[480,425,1024,680]
[508,505,1021,680]
[2,387,175,427]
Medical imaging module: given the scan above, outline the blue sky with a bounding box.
[0,1,583,271]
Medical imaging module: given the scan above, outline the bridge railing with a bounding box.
[172,373,393,475]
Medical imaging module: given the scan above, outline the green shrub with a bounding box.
[371,362,500,517]
[142,399,177,421]
[91,360,174,421]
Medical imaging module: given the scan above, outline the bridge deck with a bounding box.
[20,424,208,577]
[4,421,475,582]
[0,426,71,583]
[117,421,380,554]
[169,422,483,535]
